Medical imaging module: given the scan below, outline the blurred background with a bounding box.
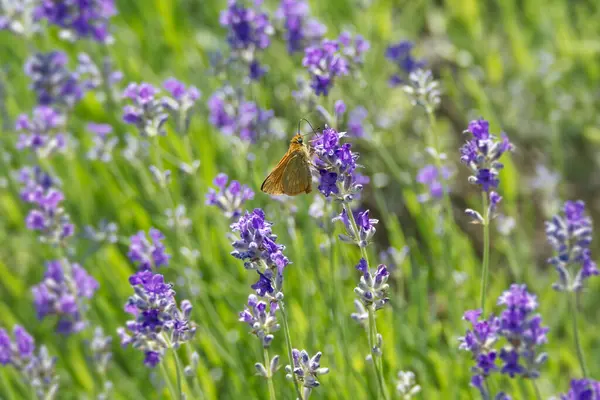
[0,0,600,399]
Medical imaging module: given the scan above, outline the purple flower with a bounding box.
[559,379,600,400]
[239,294,279,347]
[335,208,378,248]
[546,200,597,291]
[122,82,169,136]
[0,325,58,397]
[334,100,346,116]
[276,0,325,53]
[16,106,66,157]
[303,40,349,96]
[353,258,389,311]
[312,127,362,201]
[128,228,170,271]
[220,0,273,79]
[347,106,368,138]
[286,349,329,392]
[231,209,289,294]
[31,260,98,334]
[118,271,196,368]
[460,119,513,192]
[87,122,118,162]
[36,0,117,42]
[25,52,83,108]
[338,31,370,64]
[385,41,425,86]
[208,86,273,142]
[18,168,74,245]
[206,173,255,220]
[416,164,452,202]
[460,285,548,385]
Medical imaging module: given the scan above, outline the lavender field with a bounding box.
[0,0,599,399]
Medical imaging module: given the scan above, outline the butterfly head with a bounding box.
[292,133,304,146]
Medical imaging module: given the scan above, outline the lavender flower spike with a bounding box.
[559,379,600,399]
[239,294,280,348]
[206,173,255,221]
[16,106,67,157]
[230,208,289,294]
[460,119,513,194]
[118,271,196,367]
[285,349,329,399]
[0,325,59,399]
[545,200,598,292]
[31,259,99,335]
[303,39,349,96]
[122,82,169,137]
[275,0,326,54]
[25,52,83,108]
[354,259,390,312]
[312,127,362,201]
[128,228,171,271]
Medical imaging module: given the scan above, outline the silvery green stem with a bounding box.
[342,203,389,400]
[264,348,277,400]
[569,291,588,377]
[278,300,303,399]
[480,192,490,314]
[160,360,178,400]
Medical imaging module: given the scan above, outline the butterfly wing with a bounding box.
[261,157,287,195]
[282,151,312,196]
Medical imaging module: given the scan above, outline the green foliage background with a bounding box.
[1,0,600,399]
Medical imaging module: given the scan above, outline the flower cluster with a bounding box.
[122,82,169,137]
[460,119,513,192]
[385,40,425,86]
[162,78,201,133]
[19,167,74,245]
[31,259,99,334]
[275,0,326,54]
[285,349,329,399]
[0,325,59,398]
[396,371,421,399]
[559,379,600,399]
[338,31,370,65]
[416,164,452,203]
[230,208,289,294]
[346,106,368,138]
[206,173,255,220]
[0,0,41,36]
[36,0,117,43]
[303,40,349,96]
[16,106,67,157]
[208,86,273,143]
[118,271,196,367]
[25,51,83,108]
[86,123,118,162]
[219,0,273,79]
[545,200,598,292]
[312,127,362,201]
[460,285,548,398]
[238,294,280,348]
[335,208,378,248]
[128,228,170,271]
[354,258,389,311]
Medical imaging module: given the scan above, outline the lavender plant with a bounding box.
[206,172,255,221]
[459,284,548,399]
[545,200,597,377]
[275,0,326,54]
[459,118,513,313]
[0,325,59,399]
[312,126,389,399]
[219,0,273,80]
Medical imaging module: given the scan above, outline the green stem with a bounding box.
[480,192,490,314]
[278,300,303,400]
[532,380,542,400]
[343,203,388,400]
[160,361,179,400]
[569,291,588,377]
[264,348,277,400]
[172,348,185,400]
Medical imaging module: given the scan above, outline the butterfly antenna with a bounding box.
[298,118,319,138]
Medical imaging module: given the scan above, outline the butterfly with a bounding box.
[261,133,313,196]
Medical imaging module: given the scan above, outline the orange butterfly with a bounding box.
[261,133,313,196]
